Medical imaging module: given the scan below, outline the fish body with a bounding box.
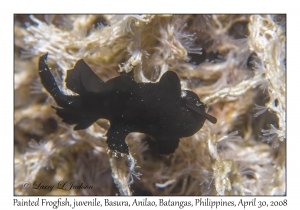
[38,54,216,154]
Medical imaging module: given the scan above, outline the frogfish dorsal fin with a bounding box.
[66,59,104,94]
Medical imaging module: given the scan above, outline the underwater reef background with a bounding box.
[14,14,286,195]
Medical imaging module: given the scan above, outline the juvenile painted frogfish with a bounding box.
[38,54,216,155]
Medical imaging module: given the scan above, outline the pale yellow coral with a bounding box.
[14,14,286,196]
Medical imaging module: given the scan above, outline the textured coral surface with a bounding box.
[14,14,286,195]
